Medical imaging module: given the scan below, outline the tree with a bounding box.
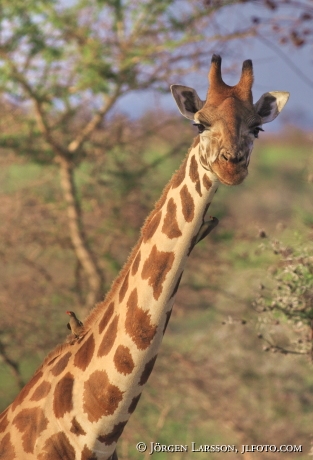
[0,0,255,309]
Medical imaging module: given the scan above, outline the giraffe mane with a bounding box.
[34,342,72,374]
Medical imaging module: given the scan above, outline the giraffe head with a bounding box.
[171,54,289,185]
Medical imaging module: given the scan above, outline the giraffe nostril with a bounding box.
[221,152,246,164]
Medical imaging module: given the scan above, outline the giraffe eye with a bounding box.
[193,123,206,134]
[252,127,264,138]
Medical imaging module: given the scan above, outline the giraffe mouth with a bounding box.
[212,164,248,186]
[219,177,244,186]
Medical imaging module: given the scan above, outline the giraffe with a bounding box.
[0,55,289,460]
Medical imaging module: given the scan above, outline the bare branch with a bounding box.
[256,32,313,89]
[67,87,122,153]
[0,338,24,389]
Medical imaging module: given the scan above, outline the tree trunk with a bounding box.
[57,156,104,309]
[0,340,24,390]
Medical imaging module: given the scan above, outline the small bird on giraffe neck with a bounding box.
[66,310,84,338]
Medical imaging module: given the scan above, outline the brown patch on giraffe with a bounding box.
[131,250,141,276]
[53,372,74,419]
[141,245,175,300]
[202,173,212,191]
[81,445,97,460]
[30,380,51,402]
[13,407,48,454]
[138,355,158,386]
[142,209,162,243]
[0,408,9,433]
[83,370,124,422]
[171,157,187,189]
[169,272,183,300]
[119,271,129,303]
[0,433,15,460]
[163,309,173,335]
[98,421,127,445]
[38,432,75,460]
[70,417,86,436]
[11,370,43,411]
[192,135,200,148]
[97,315,119,357]
[180,185,195,223]
[125,289,157,350]
[161,198,182,239]
[73,333,95,371]
[113,345,135,375]
[128,393,142,414]
[50,351,72,377]
[189,155,202,197]
[98,301,114,335]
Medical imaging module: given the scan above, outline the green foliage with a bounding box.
[0,0,249,168]
[0,0,228,104]
[255,240,313,358]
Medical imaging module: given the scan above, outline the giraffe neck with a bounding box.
[68,137,219,454]
[0,137,219,460]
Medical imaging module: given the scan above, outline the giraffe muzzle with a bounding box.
[211,158,248,186]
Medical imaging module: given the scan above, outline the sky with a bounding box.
[117,2,313,132]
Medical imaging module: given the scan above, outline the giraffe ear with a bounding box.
[254,91,290,124]
[171,85,205,120]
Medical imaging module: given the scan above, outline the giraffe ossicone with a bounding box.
[0,55,289,460]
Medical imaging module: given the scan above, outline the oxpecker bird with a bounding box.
[66,310,84,338]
